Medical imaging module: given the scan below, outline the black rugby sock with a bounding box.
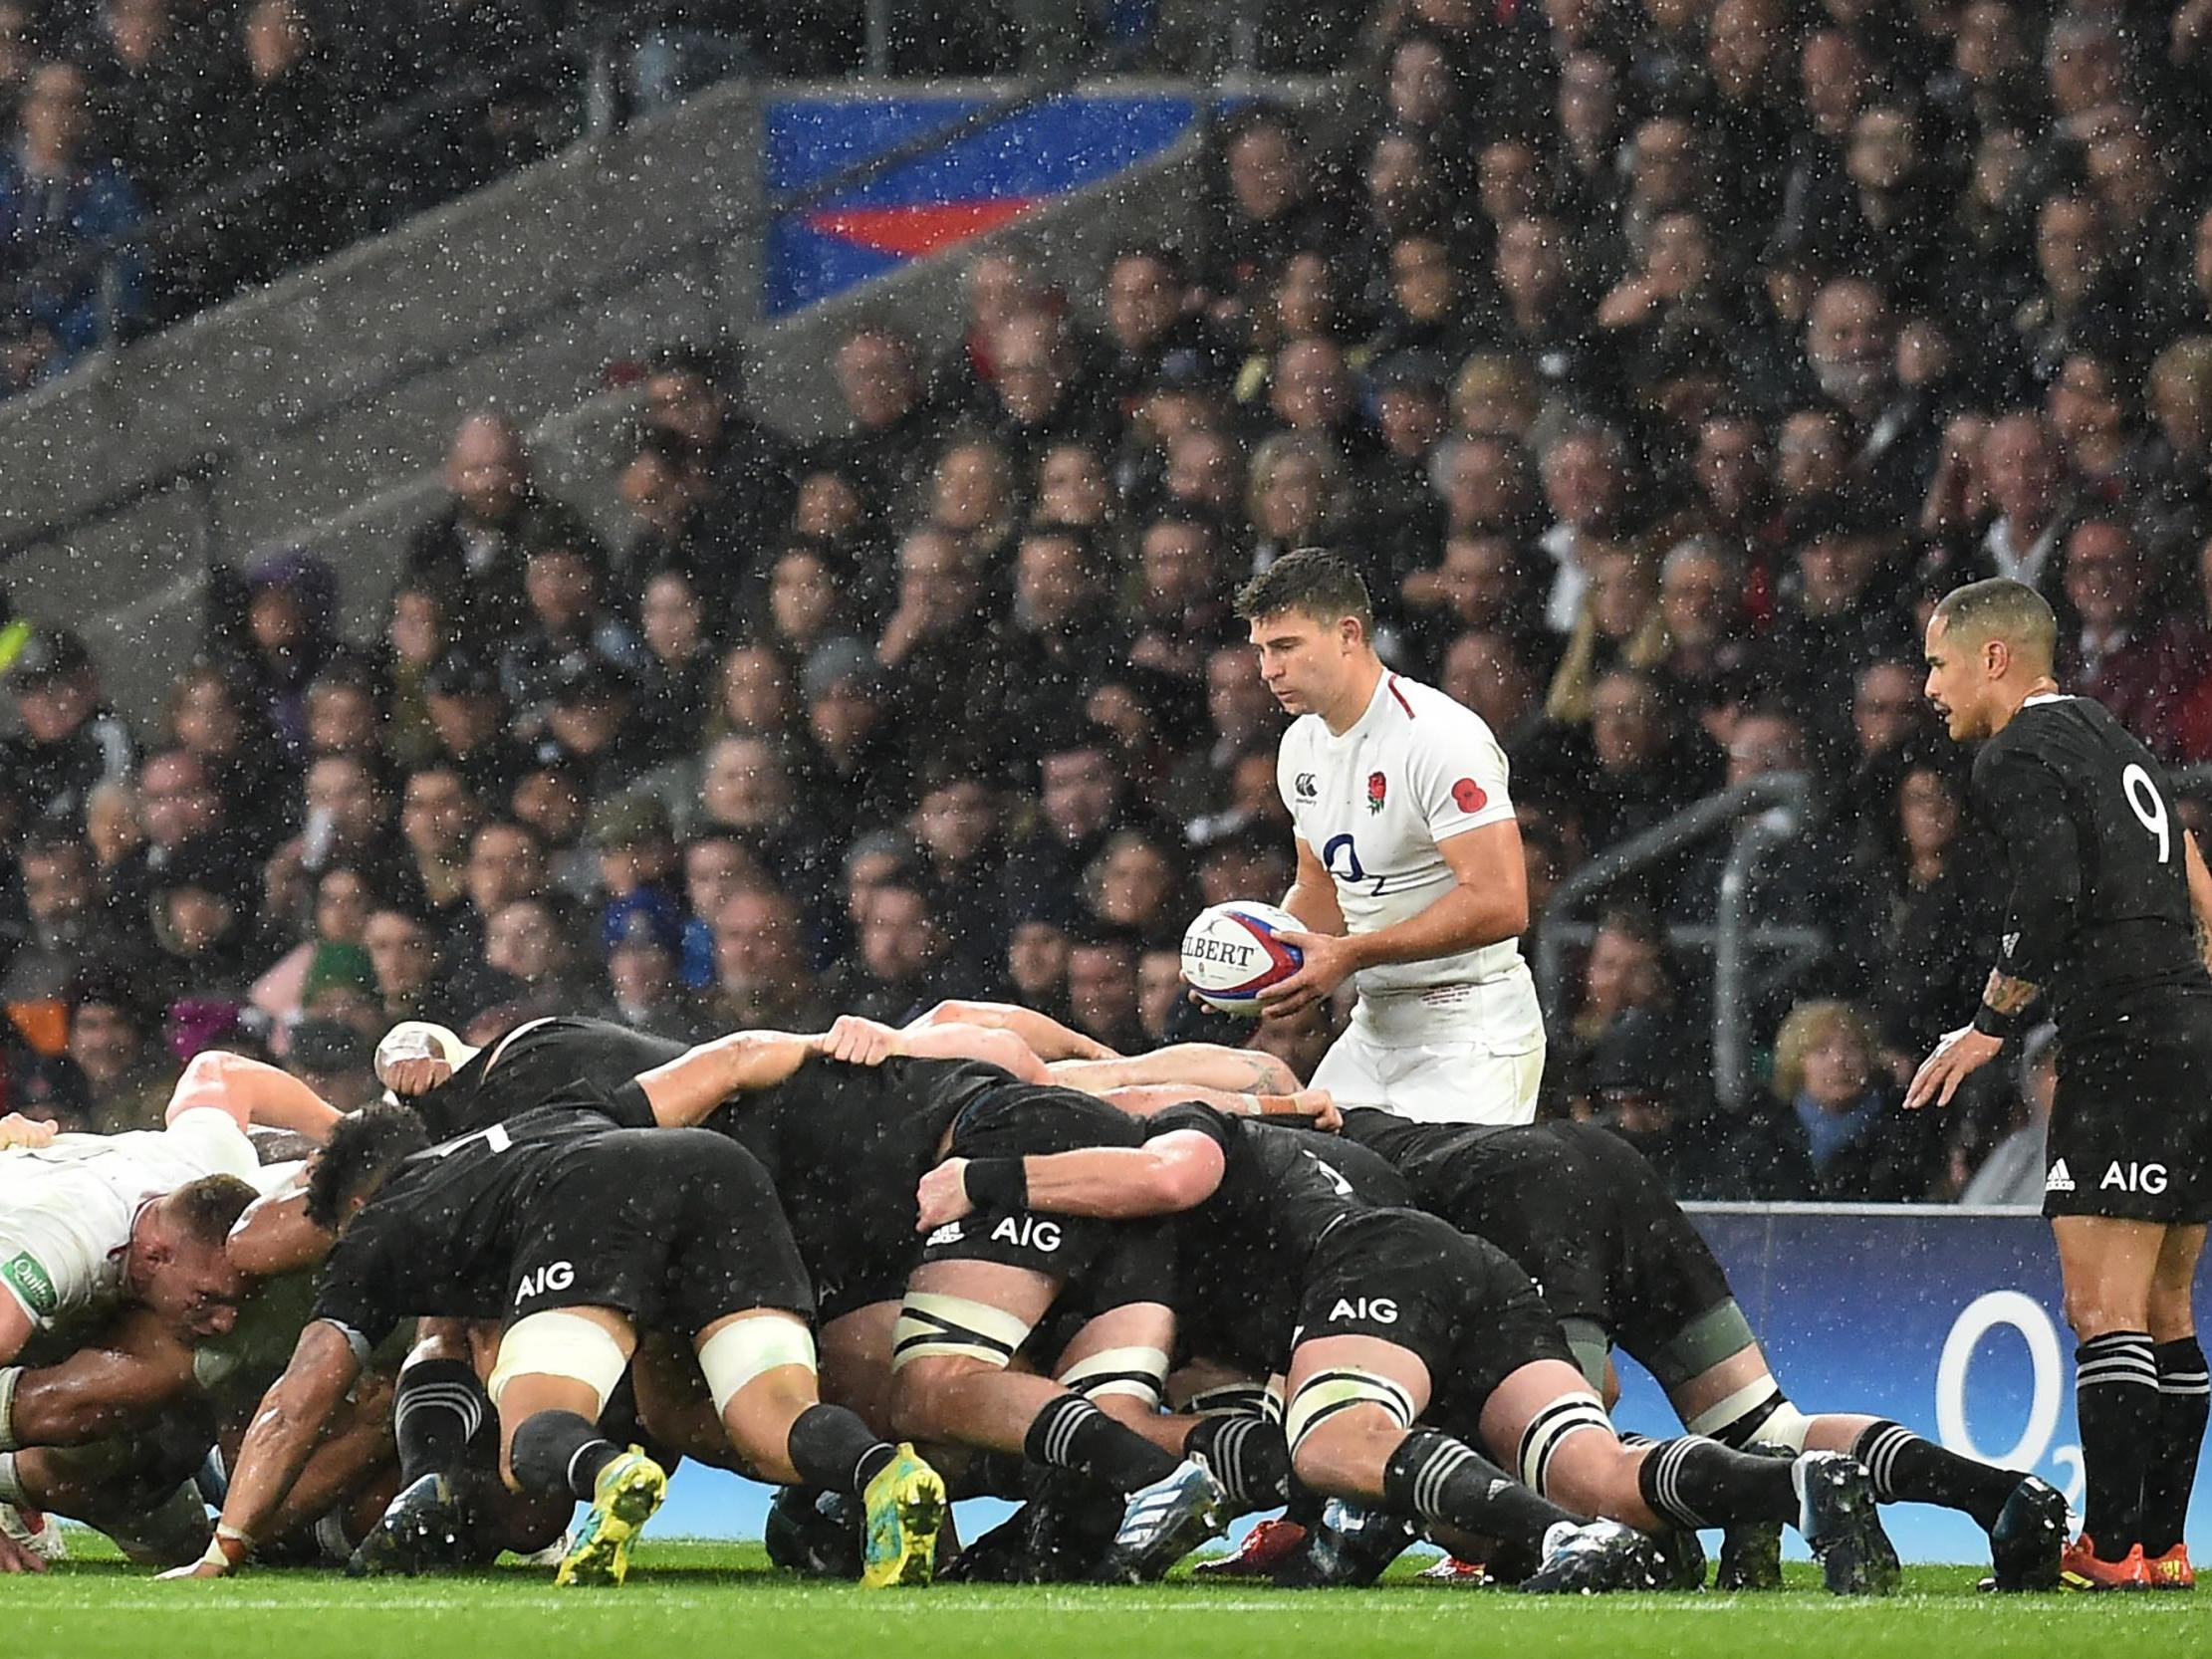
[1023,1394,1178,1494]
[1849,1420,2024,1531]
[392,1359,488,1485]
[787,1403,896,1495]
[2143,1337,2210,1556]
[1381,1428,1577,1556]
[1186,1415,1292,1509]
[509,1410,624,1501]
[2076,1331,2159,1558]
[1636,1436,1796,1529]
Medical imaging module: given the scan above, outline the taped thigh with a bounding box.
[486,1310,630,1414]
[696,1314,819,1414]
[890,1292,1036,1372]
[1283,1368,1416,1456]
[1057,1344,1169,1408]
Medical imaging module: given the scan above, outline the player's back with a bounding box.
[410,1016,686,1141]
[1973,695,2212,1040]
[707,1055,1011,1278]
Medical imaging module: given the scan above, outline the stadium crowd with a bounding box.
[6,0,2212,1206]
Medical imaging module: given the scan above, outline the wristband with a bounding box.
[1971,1003,2026,1042]
[962,1158,1029,1212]
[0,1365,21,1453]
[200,1526,252,1570]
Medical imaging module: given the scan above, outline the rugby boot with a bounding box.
[347,1472,477,1577]
[1520,1520,1666,1593]
[860,1443,946,1588]
[1191,1517,1309,1578]
[1100,1458,1231,1582]
[2146,1543,2194,1590]
[2059,1537,2153,1591]
[1796,1451,1900,1596]
[1268,1500,1414,1587]
[555,1446,666,1587]
[1651,1526,1708,1591]
[763,1485,862,1580]
[1412,1555,1490,1585]
[1984,1476,2067,1591]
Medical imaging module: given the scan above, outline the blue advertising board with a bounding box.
[764,93,1199,316]
[650,1205,2208,1561]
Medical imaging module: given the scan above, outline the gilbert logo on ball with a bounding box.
[1180,900,1305,1016]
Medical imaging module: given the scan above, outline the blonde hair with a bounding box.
[1771,999,1876,1101]
[1245,432,1349,534]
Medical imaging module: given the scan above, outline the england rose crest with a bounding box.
[1366,771,1387,813]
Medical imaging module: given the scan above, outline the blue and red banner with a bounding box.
[764,93,1199,316]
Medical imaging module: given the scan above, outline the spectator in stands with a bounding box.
[66,971,174,1132]
[2,827,120,1002]
[363,901,441,1023]
[208,0,342,296]
[499,533,643,738]
[1731,998,1942,1201]
[2058,519,2199,757]
[1,627,134,827]
[248,856,380,1034]
[1841,748,2000,1079]
[822,879,948,1023]
[1126,512,1232,683]
[263,751,397,927]
[1961,1023,2057,1207]
[397,764,481,930]
[1066,928,1146,1054]
[705,884,827,1029]
[0,63,143,388]
[286,1017,379,1111]
[1535,420,1632,634]
[1198,108,1344,320]
[108,746,221,927]
[822,325,939,518]
[406,412,595,645]
[631,567,715,766]
[638,343,798,568]
[595,902,710,1042]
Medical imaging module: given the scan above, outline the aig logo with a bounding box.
[514,1261,576,1303]
[1330,1297,1398,1322]
[2100,1162,2168,1194]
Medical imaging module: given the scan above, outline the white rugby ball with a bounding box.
[1180,900,1305,1016]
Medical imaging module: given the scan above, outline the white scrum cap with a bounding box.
[372,1021,482,1085]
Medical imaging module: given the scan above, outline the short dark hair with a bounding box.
[1932,576,2058,671]
[1234,548,1374,633]
[166,1174,258,1249]
[306,1103,432,1230]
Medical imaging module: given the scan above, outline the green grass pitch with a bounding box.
[13,1539,2204,1659]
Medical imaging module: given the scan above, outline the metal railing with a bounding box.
[1533,771,1825,1109]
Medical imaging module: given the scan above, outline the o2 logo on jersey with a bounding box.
[1322,834,1366,883]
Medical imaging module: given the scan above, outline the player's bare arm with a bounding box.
[4,1308,198,1446]
[0,1292,35,1364]
[631,1026,860,1126]
[907,1000,1119,1062]
[2184,830,2212,974]
[1260,822,1527,1020]
[163,1319,361,1578]
[915,1130,1226,1230]
[166,1051,342,1142]
[1280,835,1348,936]
[226,1175,330,1278]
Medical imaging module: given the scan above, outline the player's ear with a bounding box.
[1983,635,2008,678]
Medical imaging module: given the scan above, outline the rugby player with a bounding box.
[1908,578,2212,1590]
[916,1103,1903,1594]
[1239,549,1545,1124]
[1334,1110,2067,1589]
[169,1034,947,1589]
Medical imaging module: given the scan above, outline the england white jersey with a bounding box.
[1277,672,1540,1038]
[0,1107,260,1331]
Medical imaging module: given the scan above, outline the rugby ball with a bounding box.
[1180,900,1305,1016]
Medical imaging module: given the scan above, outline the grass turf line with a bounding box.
[9,1541,2199,1659]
